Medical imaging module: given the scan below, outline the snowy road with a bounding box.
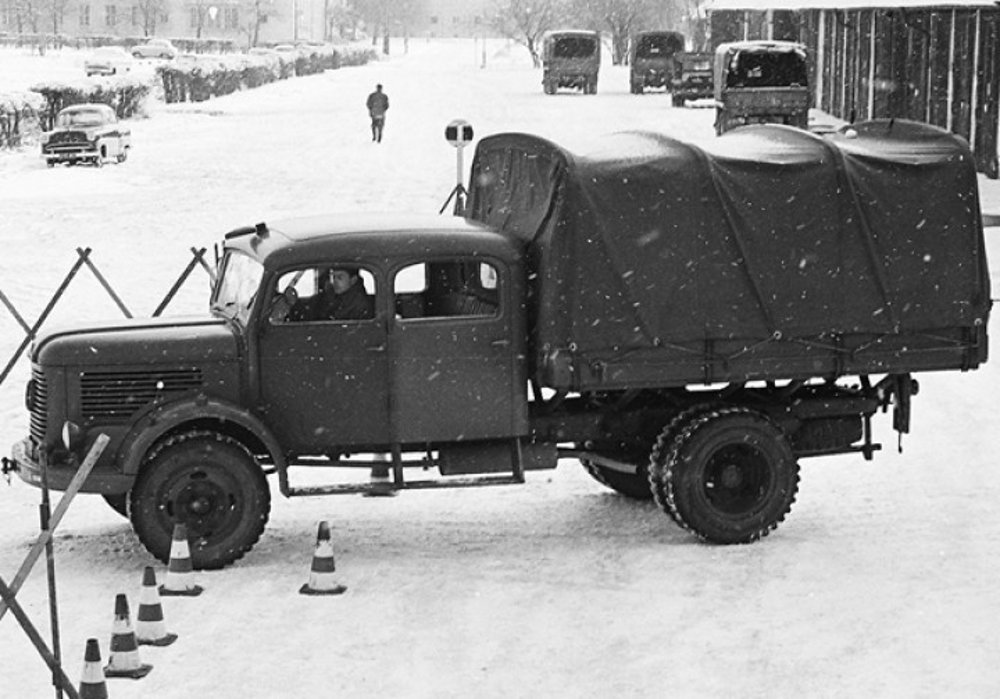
[1,39,999,698]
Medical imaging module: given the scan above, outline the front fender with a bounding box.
[115,396,287,477]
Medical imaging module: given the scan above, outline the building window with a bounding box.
[131,5,139,26]
[224,7,239,30]
[79,5,90,26]
[105,4,117,27]
[429,16,437,24]
[189,7,197,28]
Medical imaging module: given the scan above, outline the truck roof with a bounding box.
[224,212,518,270]
[466,120,990,377]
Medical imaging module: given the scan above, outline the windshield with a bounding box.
[213,251,265,322]
[57,109,108,127]
[553,37,597,59]
[727,49,808,88]
[636,34,684,59]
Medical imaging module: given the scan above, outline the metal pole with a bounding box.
[40,453,63,699]
[454,146,466,215]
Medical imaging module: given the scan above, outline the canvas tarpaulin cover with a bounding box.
[466,120,990,388]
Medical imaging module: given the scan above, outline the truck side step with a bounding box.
[286,474,524,497]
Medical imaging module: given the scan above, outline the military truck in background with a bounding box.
[629,30,685,94]
[670,51,714,106]
[542,30,601,94]
[714,40,810,134]
[5,120,990,569]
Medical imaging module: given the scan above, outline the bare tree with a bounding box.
[39,0,72,34]
[567,0,668,65]
[240,0,274,48]
[351,0,419,55]
[488,0,564,68]
[135,0,167,36]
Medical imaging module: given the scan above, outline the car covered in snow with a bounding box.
[84,46,134,76]
[40,103,131,168]
[131,38,178,60]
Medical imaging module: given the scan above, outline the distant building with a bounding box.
[0,0,497,46]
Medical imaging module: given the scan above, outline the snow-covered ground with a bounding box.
[1,39,1000,698]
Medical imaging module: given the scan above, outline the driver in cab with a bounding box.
[271,266,375,322]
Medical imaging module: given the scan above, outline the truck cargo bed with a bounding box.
[466,120,991,390]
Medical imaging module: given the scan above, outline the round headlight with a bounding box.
[62,421,83,450]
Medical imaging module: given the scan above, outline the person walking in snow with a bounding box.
[366,83,389,142]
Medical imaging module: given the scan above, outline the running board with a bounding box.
[287,474,524,497]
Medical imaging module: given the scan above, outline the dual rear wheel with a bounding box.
[583,406,799,543]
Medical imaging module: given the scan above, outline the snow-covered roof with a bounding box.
[707,0,997,10]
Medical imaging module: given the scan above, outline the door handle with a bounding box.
[490,339,511,347]
[366,344,386,352]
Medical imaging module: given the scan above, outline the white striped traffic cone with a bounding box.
[299,521,347,595]
[104,593,153,679]
[135,566,178,646]
[159,522,204,596]
[78,638,109,699]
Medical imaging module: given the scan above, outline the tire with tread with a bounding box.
[652,407,799,543]
[129,430,270,569]
[647,403,725,522]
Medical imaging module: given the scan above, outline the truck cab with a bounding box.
[542,30,601,94]
[713,40,810,134]
[629,30,685,94]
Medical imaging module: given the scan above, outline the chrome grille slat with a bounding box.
[29,365,47,442]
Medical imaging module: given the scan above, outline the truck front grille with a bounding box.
[80,368,203,422]
[29,365,48,443]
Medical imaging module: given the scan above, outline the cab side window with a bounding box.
[270,266,377,323]
[393,260,500,320]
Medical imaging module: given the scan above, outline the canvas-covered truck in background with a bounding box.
[670,51,714,106]
[5,120,990,569]
[629,30,685,94]
[542,30,601,94]
[714,40,810,134]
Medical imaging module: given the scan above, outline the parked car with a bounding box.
[84,46,134,76]
[713,40,810,134]
[40,103,131,168]
[131,38,178,60]
[542,30,601,94]
[629,30,685,94]
[670,51,714,106]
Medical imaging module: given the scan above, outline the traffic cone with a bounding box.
[364,456,396,497]
[159,522,204,596]
[104,593,153,679]
[135,566,178,646]
[78,638,109,699]
[299,521,347,595]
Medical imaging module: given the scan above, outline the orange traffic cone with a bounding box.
[299,521,347,595]
[135,566,178,646]
[78,638,109,699]
[159,523,204,597]
[104,593,153,679]
[364,455,396,497]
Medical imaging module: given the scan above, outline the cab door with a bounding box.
[256,265,390,451]
[389,258,526,443]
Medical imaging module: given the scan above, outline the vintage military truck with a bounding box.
[714,40,810,134]
[5,120,990,568]
[542,30,601,94]
[629,30,685,94]
[670,50,714,106]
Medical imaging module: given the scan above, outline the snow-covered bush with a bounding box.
[30,75,153,129]
[0,90,45,148]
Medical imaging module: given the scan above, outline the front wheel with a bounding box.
[652,408,799,544]
[130,430,271,569]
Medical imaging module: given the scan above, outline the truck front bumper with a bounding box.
[8,437,128,494]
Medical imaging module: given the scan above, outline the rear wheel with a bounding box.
[652,407,799,543]
[130,430,270,569]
